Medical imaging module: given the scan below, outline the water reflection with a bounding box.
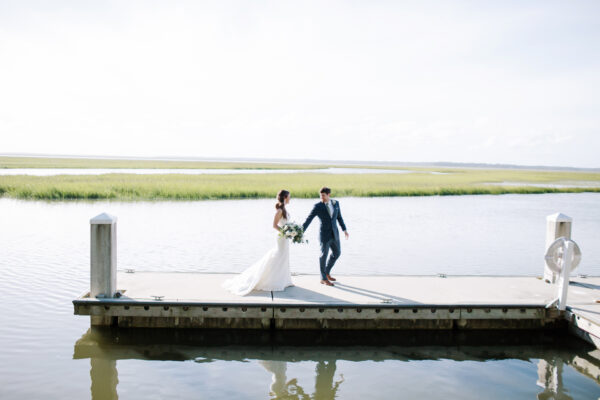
[74,329,600,400]
[90,358,118,400]
[259,360,343,399]
[537,358,569,400]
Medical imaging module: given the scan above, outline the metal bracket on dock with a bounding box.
[546,298,559,309]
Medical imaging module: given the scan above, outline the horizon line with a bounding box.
[0,152,598,172]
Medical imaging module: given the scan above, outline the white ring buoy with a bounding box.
[545,237,582,273]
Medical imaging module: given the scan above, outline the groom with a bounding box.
[302,187,349,286]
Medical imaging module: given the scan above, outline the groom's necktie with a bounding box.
[327,201,333,217]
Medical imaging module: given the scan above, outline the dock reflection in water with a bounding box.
[74,329,600,400]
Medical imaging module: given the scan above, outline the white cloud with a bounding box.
[0,0,599,167]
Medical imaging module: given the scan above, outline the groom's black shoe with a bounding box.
[320,279,334,286]
[327,274,336,282]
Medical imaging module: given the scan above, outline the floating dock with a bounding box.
[73,272,600,344]
[75,212,600,348]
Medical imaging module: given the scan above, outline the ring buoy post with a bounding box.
[544,237,581,310]
[544,213,573,283]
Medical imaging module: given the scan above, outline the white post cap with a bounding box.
[90,213,118,224]
[546,213,572,223]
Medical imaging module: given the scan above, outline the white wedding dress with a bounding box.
[222,217,294,296]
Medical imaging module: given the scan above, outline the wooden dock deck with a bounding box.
[73,273,600,343]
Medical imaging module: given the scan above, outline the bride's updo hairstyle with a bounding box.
[276,189,290,219]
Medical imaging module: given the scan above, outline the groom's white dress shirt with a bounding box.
[326,200,333,217]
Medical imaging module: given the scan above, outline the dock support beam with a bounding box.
[90,213,117,299]
[544,213,572,283]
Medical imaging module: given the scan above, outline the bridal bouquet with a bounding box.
[279,222,308,244]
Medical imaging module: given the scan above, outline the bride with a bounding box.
[222,189,294,296]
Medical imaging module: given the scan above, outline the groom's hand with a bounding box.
[344,231,349,240]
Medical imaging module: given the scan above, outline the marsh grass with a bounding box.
[1,169,599,200]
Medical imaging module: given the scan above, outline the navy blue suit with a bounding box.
[302,200,347,280]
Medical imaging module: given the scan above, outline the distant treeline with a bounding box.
[1,156,597,172]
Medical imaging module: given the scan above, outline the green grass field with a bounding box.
[0,165,599,201]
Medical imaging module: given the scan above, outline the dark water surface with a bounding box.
[72,329,600,400]
[1,193,600,399]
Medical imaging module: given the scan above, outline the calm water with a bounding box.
[1,193,600,399]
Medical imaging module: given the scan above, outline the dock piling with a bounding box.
[90,213,117,300]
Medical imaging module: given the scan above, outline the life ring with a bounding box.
[544,237,581,274]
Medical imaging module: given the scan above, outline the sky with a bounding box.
[0,0,599,167]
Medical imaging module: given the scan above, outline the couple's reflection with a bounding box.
[260,360,344,400]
